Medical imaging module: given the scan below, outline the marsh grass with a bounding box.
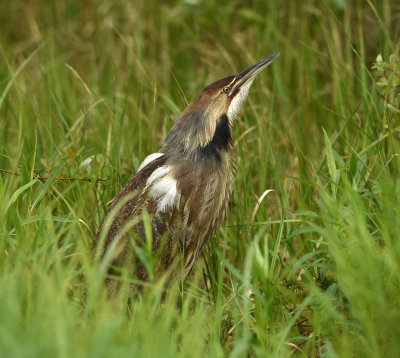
[1,0,400,356]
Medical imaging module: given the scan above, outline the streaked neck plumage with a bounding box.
[161,112,233,167]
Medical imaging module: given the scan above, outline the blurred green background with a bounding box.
[1,1,400,357]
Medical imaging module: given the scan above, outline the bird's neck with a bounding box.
[162,113,233,166]
[196,114,232,164]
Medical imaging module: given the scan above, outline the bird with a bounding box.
[93,53,279,295]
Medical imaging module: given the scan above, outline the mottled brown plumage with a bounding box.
[94,54,279,294]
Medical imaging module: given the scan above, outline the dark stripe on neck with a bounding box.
[198,114,231,162]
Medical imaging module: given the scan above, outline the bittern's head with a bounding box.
[162,53,279,162]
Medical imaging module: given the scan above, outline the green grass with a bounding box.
[1,0,400,356]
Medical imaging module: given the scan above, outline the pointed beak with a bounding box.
[228,53,280,96]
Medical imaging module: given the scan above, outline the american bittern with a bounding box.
[94,54,279,294]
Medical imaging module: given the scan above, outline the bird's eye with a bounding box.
[222,86,230,93]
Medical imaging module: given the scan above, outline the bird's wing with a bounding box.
[96,153,168,245]
[94,152,194,272]
[95,153,189,249]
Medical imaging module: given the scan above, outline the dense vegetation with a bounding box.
[1,1,399,356]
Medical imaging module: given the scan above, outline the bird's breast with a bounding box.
[176,153,234,237]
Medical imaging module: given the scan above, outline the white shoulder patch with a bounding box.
[150,175,179,212]
[137,153,164,172]
[146,166,172,186]
[145,165,179,212]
